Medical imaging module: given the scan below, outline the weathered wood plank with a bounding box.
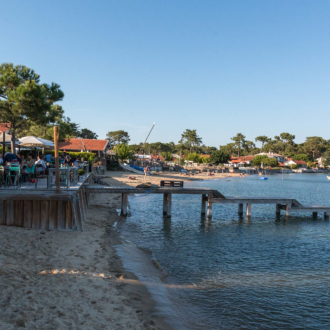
[32,200,41,229]
[246,203,252,217]
[72,196,83,231]
[85,186,216,195]
[121,193,128,216]
[286,203,291,217]
[201,194,207,215]
[40,201,49,229]
[6,201,15,226]
[57,201,65,229]
[65,201,72,229]
[238,203,243,215]
[163,194,168,215]
[49,201,57,230]
[0,201,5,225]
[23,201,33,228]
[78,190,86,222]
[207,193,213,219]
[166,194,172,218]
[15,201,24,227]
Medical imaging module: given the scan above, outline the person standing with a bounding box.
[144,165,149,180]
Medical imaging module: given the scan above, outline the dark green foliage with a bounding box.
[255,136,271,152]
[77,128,98,139]
[263,157,278,167]
[179,129,202,153]
[161,152,173,161]
[210,150,230,165]
[78,169,85,175]
[252,155,269,167]
[106,130,130,146]
[231,133,246,157]
[292,154,310,162]
[115,144,133,161]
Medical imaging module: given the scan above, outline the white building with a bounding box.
[256,152,286,163]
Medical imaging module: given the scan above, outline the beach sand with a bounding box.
[97,170,240,188]
[0,170,236,329]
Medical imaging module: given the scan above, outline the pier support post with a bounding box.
[276,204,281,215]
[166,194,172,218]
[246,203,252,217]
[324,212,329,219]
[313,212,318,218]
[163,194,168,215]
[121,193,128,216]
[238,203,243,216]
[286,203,291,217]
[207,193,213,219]
[201,194,207,215]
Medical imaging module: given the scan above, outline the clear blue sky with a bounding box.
[1,1,329,148]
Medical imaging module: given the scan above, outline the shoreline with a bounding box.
[0,170,239,329]
[0,182,171,329]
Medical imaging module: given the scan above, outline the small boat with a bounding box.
[327,176,330,180]
[259,177,268,180]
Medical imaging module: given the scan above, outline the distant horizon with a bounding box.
[1,1,329,146]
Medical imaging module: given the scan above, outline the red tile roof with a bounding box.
[59,139,109,151]
[0,123,10,133]
[237,156,254,161]
[151,155,165,160]
[292,160,307,165]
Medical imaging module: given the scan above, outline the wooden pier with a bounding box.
[1,178,329,232]
[85,186,330,220]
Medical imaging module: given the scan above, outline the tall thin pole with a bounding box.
[2,133,5,156]
[54,126,60,193]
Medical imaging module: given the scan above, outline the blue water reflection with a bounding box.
[119,174,330,329]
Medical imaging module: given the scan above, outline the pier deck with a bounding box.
[1,177,329,232]
[85,186,330,219]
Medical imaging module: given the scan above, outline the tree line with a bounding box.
[0,63,98,153]
[106,128,329,163]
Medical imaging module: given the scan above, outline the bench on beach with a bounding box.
[160,180,184,188]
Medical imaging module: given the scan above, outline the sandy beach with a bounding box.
[99,170,241,188]
[0,170,235,329]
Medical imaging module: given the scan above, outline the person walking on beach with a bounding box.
[144,165,149,180]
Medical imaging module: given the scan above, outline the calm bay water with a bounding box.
[116,174,330,329]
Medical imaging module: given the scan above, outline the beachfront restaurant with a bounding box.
[59,138,111,165]
[0,135,94,231]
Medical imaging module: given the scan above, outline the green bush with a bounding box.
[78,169,85,175]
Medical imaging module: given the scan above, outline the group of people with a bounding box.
[0,152,83,175]
[0,152,40,175]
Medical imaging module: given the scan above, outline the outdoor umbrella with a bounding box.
[18,136,54,155]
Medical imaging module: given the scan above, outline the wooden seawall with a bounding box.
[0,174,93,231]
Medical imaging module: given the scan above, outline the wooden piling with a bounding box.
[121,193,128,216]
[54,126,60,193]
[166,194,172,218]
[238,203,243,216]
[324,212,329,219]
[201,194,207,215]
[207,193,213,218]
[163,194,168,215]
[313,212,318,218]
[246,203,252,217]
[286,203,291,217]
[276,204,281,215]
